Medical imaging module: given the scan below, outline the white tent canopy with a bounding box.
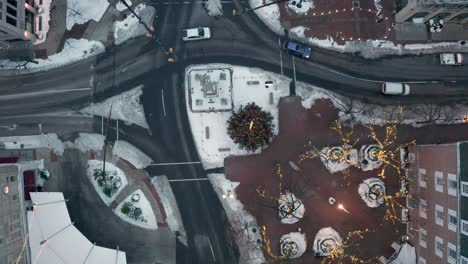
[28,192,126,264]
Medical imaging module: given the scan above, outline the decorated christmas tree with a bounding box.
[227,103,274,151]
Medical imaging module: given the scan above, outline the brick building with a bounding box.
[406,142,468,264]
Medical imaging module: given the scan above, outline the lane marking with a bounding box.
[168,178,209,182]
[207,238,216,262]
[0,88,91,100]
[148,161,201,166]
[161,89,167,117]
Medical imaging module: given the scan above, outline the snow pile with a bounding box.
[116,0,132,12]
[151,176,186,245]
[66,0,110,30]
[205,0,223,16]
[186,64,289,169]
[374,0,382,15]
[113,140,153,169]
[0,134,64,155]
[81,85,149,129]
[313,227,342,256]
[289,26,468,58]
[115,189,158,230]
[86,160,128,206]
[389,243,416,264]
[65,133,105,153]
[280,232,307,258]
[287,0,314,15]
[358,178,385,208]
[114,4,156,45]
[0,38,104,72]
[249,0,285,36]
[34,0,53,45]
[318,147,358,173]
[208,174,265,264]
[278,192,305,224]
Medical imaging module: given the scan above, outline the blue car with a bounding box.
[284,40,311,59]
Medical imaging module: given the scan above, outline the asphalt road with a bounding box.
[2,1,468,264]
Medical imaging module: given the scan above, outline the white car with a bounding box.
[181,27,211,41]
[381,82,410,95]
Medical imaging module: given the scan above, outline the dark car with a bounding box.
[284,40,311,59]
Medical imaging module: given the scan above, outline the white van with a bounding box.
[381,82,410,95]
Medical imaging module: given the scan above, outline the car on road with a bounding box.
[440,53,464,65]
[283,40,311,59]
[181,27,211,41]
[381,82,410,95]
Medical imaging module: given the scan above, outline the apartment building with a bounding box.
[396,0,468,24]
[0,0,38,46]
[406,142,468,264]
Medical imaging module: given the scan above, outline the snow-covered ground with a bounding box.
[114,4,156,45]
[358,178,385,208]
[34,0,53,45]
[66,0,109,30]
[287,0,314,15]
[186,64,289,169]
[0,134,64,155]
[0,38,104,72]
[113,140,152,169]
[114,189,158,230]
[205,0,223,16]
[249,0,285,36]
[312,227,342,256]
[86,160,128,206]
[208,174,265,264]
[64,133,105,153]
[151,176,187,245]
[289,26,468,59]
[116,0,132,12]
[280,232,307,258]
[81,85,149,129]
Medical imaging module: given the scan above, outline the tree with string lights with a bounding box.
[227,103,275,151]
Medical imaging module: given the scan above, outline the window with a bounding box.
[461,255,468,264]
[6,16,16,27]
[462,220,468,236]
[435,236,444,258]
[407,224,416,236]
[10,176,16,182]
[435,171,444,192]
[462,181,468,197]
[447,173,457,196]
[407,197,417,209]
[447,242,457,264]
[419,228,427,248]
[419,199,427,219]
[448,209,457,232]
[419,168,427,188]
[419,256,426,264]
[435,204,444,226]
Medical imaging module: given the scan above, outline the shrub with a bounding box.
[121,202,132,215]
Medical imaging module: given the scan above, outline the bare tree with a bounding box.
[410,103,459,125]
[334,97,368,122]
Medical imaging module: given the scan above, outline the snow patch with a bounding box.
[114,4,156,45]
[185,64,289,169]
[374,0,382,15]
[287,0,314,15]
[81,85,149,129]
[116,0,132,12]
[358,178,385,208]
[113,140,153,169]
[278,192,305,224]
[114,189,158,230]
[248,0,285,36]
[66,0,110,30]
[205,0,223,16]
[280,232,307,258]
[313,227,342,256]
[86,160,128,206]
[0,134,64,155]
[208,174,265,264]
[0,38,105,72]
[65,133,105,153]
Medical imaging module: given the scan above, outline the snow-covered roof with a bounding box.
[28,192,126,264]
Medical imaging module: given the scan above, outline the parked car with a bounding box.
[381,82,410,95]
[181,27,211,41]
[440,53,464,65]
[283,40,311,59]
